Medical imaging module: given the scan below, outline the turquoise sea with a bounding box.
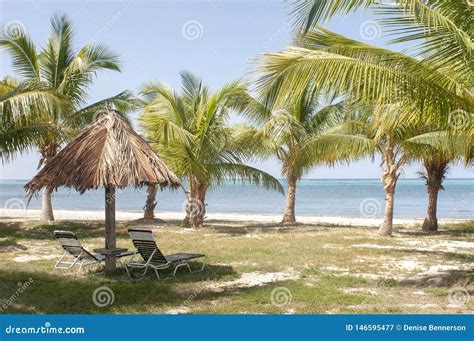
[0,179,472,219]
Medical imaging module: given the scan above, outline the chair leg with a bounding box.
[55,252,84,270]
[191,258,207,273]
[125,265,132,278]
[188,257,208,273]
[54,252,67,269]
[172,262,191,277]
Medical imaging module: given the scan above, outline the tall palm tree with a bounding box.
[245,89,347,223]
[1,14,136,220]
[140,72,284,227]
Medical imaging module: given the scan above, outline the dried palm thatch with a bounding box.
[25,111,180,196]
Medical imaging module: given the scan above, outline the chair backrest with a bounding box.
[53,230,97,261]
[128,229,168,265]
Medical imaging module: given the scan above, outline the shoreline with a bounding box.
[0,209,470,227]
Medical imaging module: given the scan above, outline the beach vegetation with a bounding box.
[139,72,284,227]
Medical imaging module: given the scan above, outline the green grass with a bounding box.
[0,220,472,314]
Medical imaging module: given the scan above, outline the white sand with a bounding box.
[13,254,57,263]
[0,208,470,226]
[206,269,299,292]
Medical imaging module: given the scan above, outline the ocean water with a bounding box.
[0,179,472,219]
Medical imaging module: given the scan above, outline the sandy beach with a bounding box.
[0,208,470,227]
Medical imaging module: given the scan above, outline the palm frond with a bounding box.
[209,163,284,194]
[40,13,75,88]
[0,27,39,79]
[64,90,138,129]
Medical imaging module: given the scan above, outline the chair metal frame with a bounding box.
[126,230,207,279]
[54,250,104,272]
[53,230,134,273]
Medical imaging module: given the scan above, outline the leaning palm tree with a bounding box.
[140,72,283,226]
[257,0,472,152]
[256,0,473,235]
[0,77,64,162]
[245,89,347,223]
[0,14,136,220]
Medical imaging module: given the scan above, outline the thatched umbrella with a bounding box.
[25,111,180,271]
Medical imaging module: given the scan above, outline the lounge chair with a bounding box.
[53,230,135,272]
[126,229,207,279]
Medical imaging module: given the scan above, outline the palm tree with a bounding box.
[418,155,449,231]
[303,103,425,236]
[256,0,472,235]
[143,184,158,219]
[140,72,284,227]
[256,0,472,147]
[245,89,347,223]
[0,77,64,161]
[408,129,471,231]
[1,14,136,220]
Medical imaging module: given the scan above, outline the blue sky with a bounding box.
[0,0,472,180]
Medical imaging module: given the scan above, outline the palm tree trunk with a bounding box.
[190,184,207,227]
[183,175,207,227]
[183,174,195,227]
[143,185,158,219]
[39,143,59,221]
[378,141,399,236]
[41,186,55,221]
[422,186,439,231]
[282,176,297,224]
[379,185,395,236]
[421,158,448,232]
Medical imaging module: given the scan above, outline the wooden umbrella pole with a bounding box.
[105,184,116,271]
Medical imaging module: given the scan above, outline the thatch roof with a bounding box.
[25,112,180,196]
